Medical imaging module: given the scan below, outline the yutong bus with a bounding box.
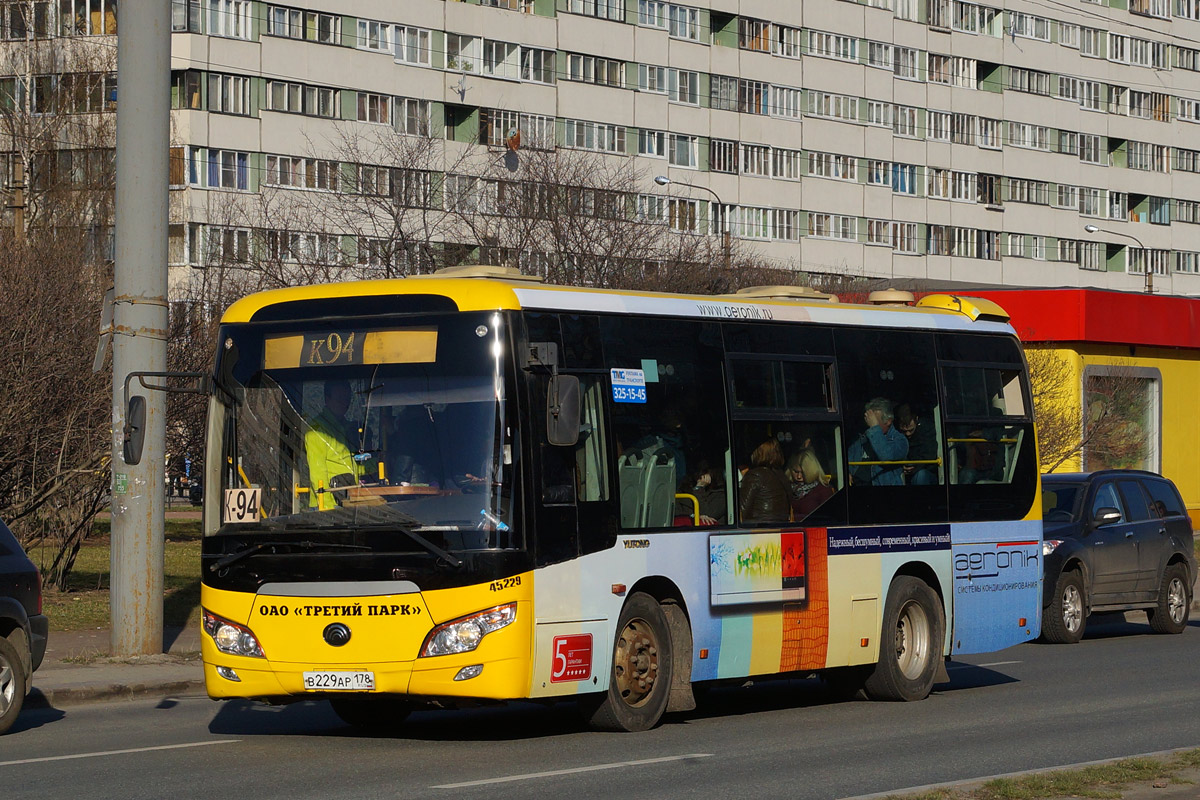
[197,266,1041,731]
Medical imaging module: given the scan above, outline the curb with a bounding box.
[26,678,207,709]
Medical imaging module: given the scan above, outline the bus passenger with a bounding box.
[738,439,791,524]
[305,380,361,509]
[895,404,938,486]
[848,397,908,486]
[676,459,726,525]
[787,448,834,519]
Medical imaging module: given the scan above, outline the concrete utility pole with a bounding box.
[110,0,171,656]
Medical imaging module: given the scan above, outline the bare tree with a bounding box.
[0,26,116,586]
[1027,348,1153,474]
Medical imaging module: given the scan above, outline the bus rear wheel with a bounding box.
[329,696,412,732]
[585,592,674,732]
[864,576,944,702]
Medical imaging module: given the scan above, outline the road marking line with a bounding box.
[0,740,239,767]
[432,753,714,788]
[838,746,1199,800]
[946,659,1021,670]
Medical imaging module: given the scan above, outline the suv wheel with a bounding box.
[1042,570,1086,644]
[0,635,28,735]
[1147,563,1190,635]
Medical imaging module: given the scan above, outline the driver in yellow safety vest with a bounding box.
[305,380,362,509]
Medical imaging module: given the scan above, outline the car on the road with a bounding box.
[188,480,203,505]
[1041,470,1196,643]
[0,518,47,733]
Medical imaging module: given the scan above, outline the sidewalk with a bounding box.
[29,624,205,708]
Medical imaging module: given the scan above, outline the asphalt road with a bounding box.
[5,613,1200,800]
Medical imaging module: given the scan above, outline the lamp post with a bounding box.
[1084,224,1152,294]
[654,175,731,271]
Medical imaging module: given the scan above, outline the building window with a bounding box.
[668,134,697,167]
[172,0,201,32]
[447,34,481,72]
[639,129,666,158]
[894,47,920,79]
[357,19,390,51]
[638,64,667,93]
[773,148,801,180]
[668,68,698,104]
[807,91,857,123]
[566,54,624,87]
[771,86,801,119]
[521,47,555,83]
[207,73,251,115]
[893,105,919,137]
[356,92,390,124]
[774,24,802,58]
[668,4,698,39]
[739,17,771,51]
[395,97,430,136]
[564,119,625,153]
[710,139,736,173]
[394,25,431,66]
[569,0,624,21]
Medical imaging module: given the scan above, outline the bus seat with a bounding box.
[619,451,647,528]
[642,449,676,528]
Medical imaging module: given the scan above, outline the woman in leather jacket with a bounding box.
[738,439,792,524]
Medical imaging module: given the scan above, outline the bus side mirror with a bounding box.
[547,375,580,446]
[123,395,146,465]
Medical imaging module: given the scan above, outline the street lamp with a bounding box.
[1083,224,1152,294]
[654,175,731,271]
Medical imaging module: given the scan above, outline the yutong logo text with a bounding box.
[258,603,420,617]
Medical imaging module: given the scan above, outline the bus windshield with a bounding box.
[208,312,516,552]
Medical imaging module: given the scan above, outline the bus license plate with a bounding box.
[303,671,375,691]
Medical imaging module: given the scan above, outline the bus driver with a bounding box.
[305,380,361,509]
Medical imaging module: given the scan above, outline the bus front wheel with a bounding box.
[584,592,674,732]
[864,576,944,702]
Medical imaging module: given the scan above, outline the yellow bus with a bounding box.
[199,267,1041,731]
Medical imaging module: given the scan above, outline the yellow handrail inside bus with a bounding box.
[848,459,941,466]
[675,493,700,525]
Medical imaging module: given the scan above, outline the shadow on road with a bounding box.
[11,694,67,733]
[206,661,1024,742]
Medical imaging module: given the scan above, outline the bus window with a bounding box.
[601,316,729,530]
[732,422,844,526]
[939,333,1037,521]
[836,328,946,525]
[727,353,843,527]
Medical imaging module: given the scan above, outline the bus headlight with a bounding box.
[419,603,516,658]
[203,609,265,658]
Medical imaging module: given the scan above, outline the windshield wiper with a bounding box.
[208,541,372,573]
[392,526,463,569]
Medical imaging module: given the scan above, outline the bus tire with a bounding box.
[329,696,411,732]
[864,576,944,702]
[585,592,673,732]
[1147,563,1190,635]
[1041,570,1086,644]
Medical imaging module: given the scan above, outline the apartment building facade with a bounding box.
[11,0,1200,293]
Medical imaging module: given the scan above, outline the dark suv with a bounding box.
[1041,470,1196,643]
[0,519,47,733]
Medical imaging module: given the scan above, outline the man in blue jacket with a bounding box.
[848,397,909,486]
